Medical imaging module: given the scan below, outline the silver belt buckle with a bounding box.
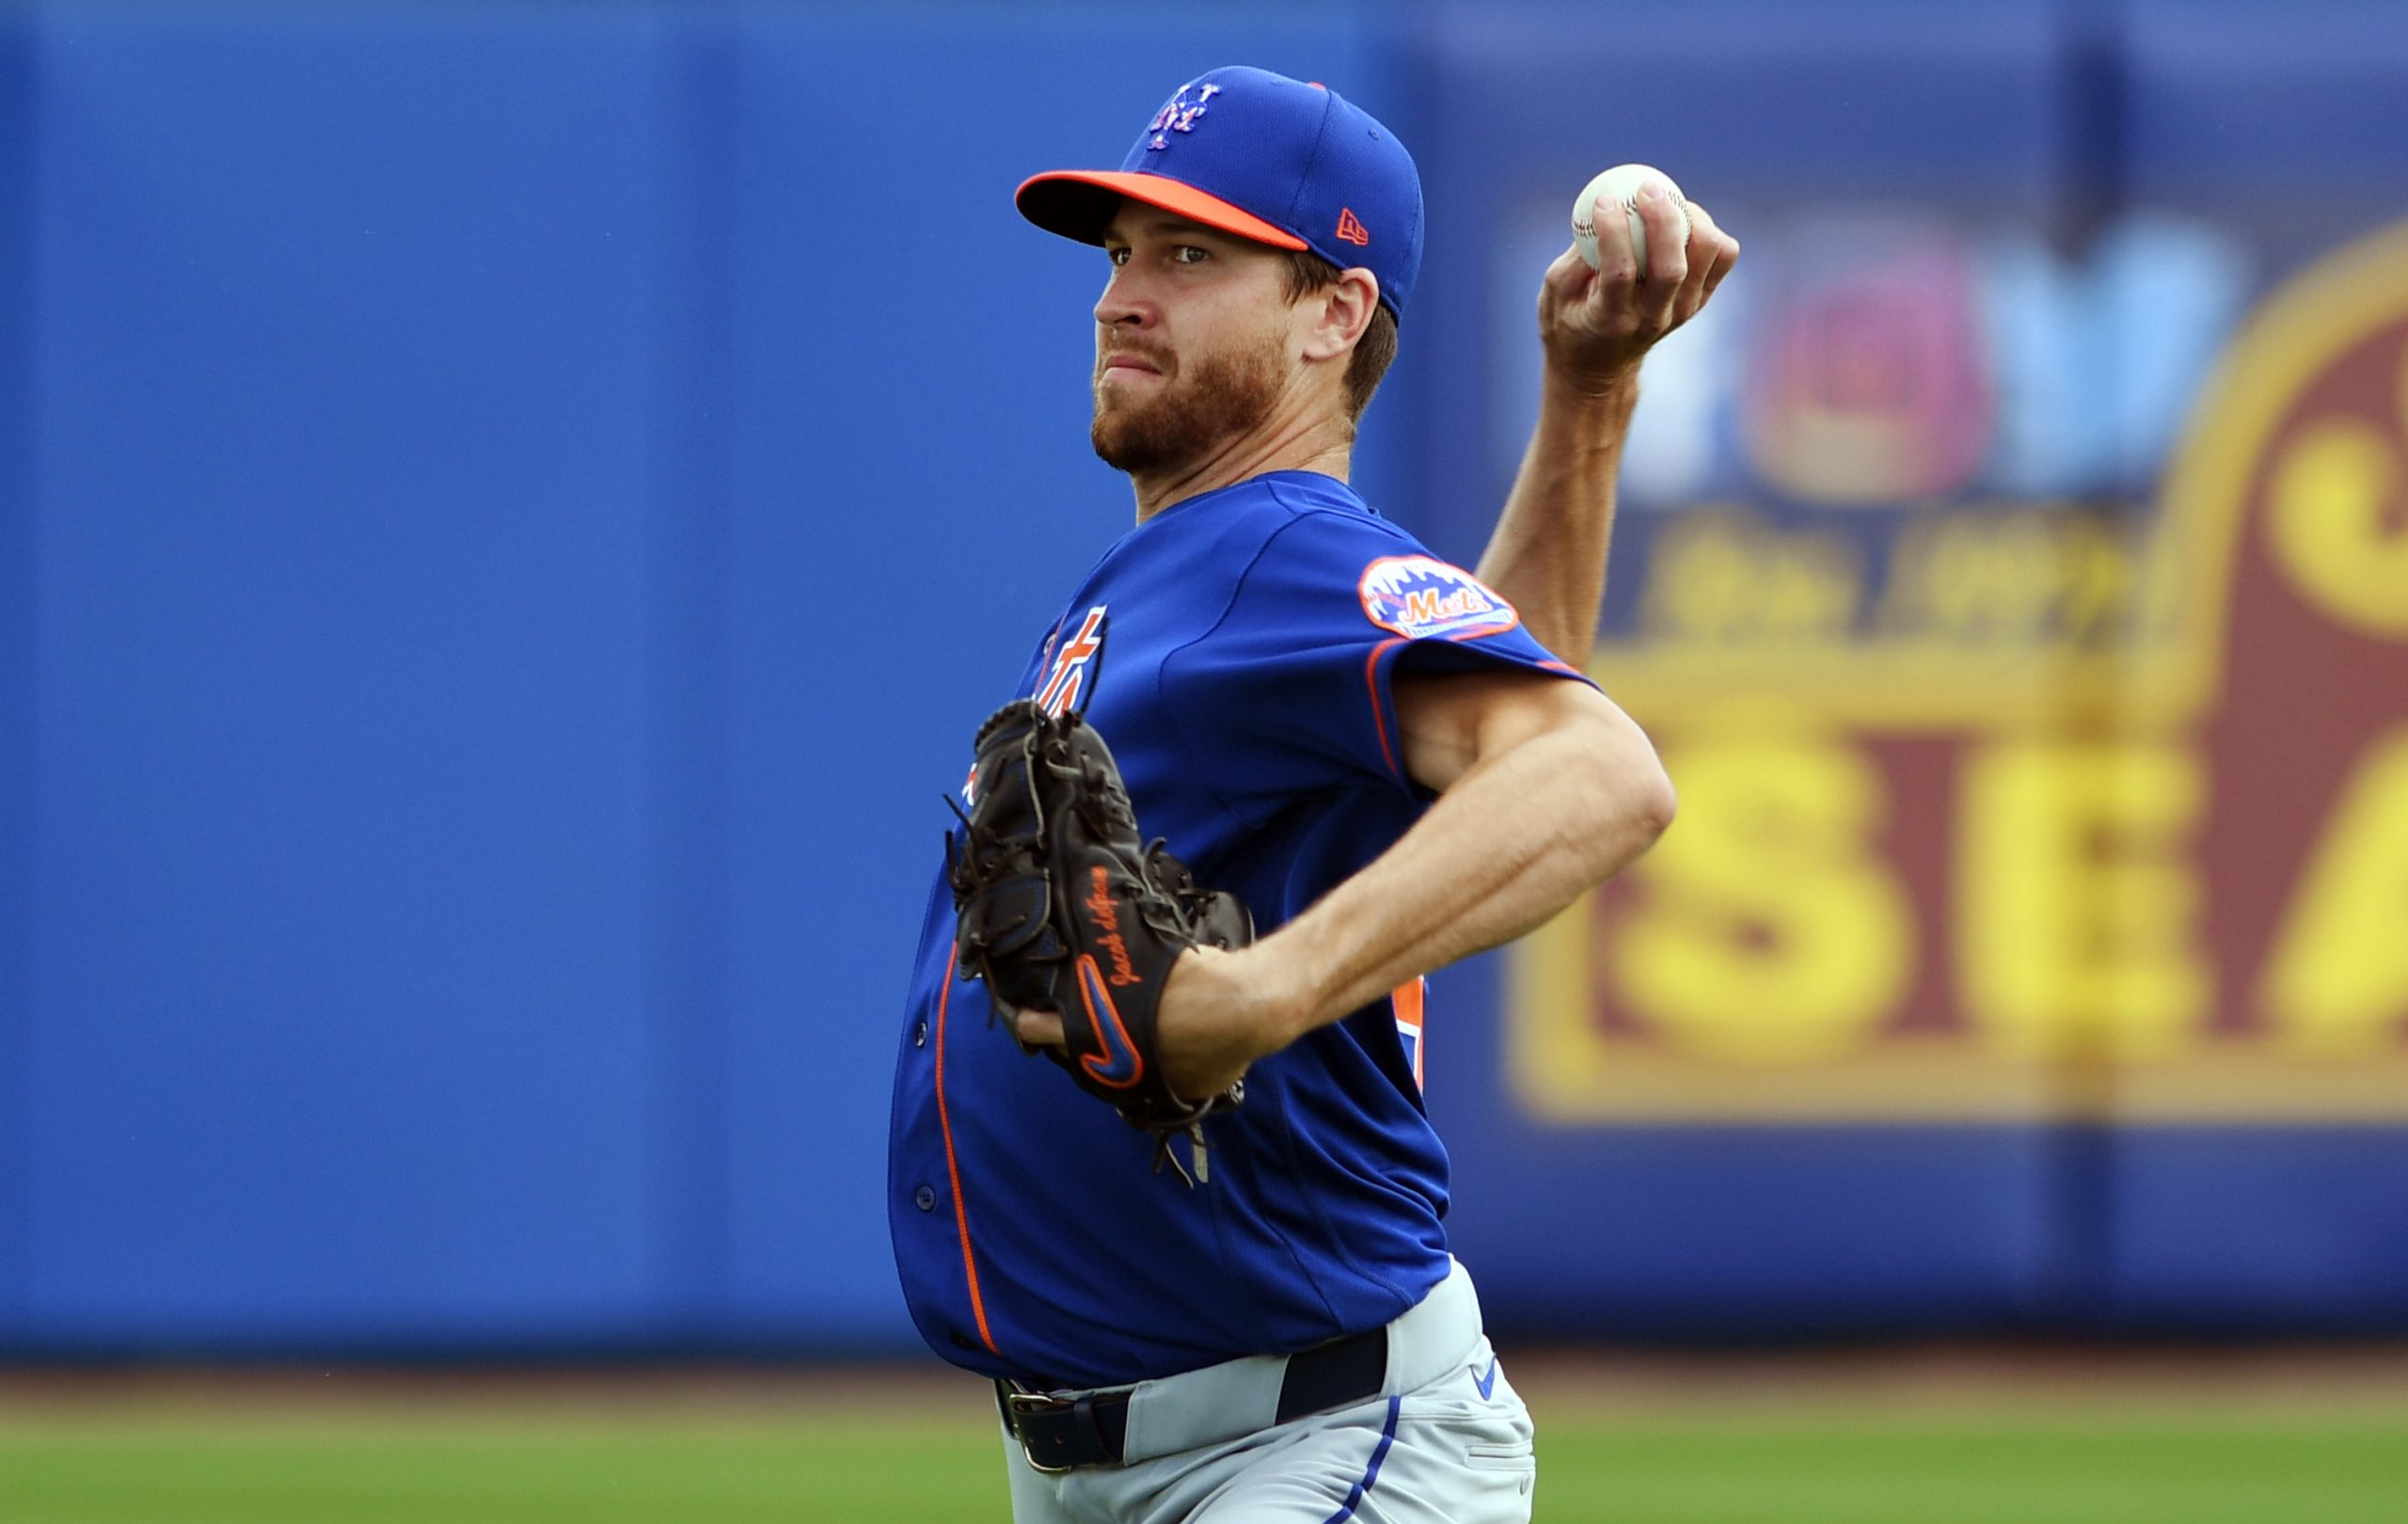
[1004,1386,1076,1474]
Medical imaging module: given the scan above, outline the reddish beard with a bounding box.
[1090,334,1284,476]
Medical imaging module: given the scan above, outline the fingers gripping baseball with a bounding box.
[1543,169,1739,391]
[1673,201,1739,324]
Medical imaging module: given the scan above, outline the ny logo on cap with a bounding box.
[1146,81,1222,151]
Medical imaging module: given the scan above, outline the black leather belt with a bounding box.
[996,1326,1389,1472]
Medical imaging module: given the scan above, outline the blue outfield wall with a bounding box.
[24,3,670,1348]
[0,7,33,1352]
[0,0,2402,1354]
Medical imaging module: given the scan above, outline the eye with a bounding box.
[1106,246,1131,267]
[1173,245,1212,264]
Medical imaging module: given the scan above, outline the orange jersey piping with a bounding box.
[934,944,998,1356]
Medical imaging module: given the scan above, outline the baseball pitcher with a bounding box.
[889,65,1738,1524]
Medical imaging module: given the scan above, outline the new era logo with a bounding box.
[1335,207,1370,246]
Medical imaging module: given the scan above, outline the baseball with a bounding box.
[1571,164,1689,271]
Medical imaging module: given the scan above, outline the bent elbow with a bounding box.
[1629,763,1677,846]
[1569,720,1676,858]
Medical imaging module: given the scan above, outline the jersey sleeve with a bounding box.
[1164,508,1592,816]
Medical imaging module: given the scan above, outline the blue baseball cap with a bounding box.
[1017,66,1424,320]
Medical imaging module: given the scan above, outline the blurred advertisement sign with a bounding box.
[1507,216,2408,1122]
[1742,218,1995,504]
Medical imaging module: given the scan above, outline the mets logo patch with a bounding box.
[1358,556,1520,641]
[1038,606,1108,716]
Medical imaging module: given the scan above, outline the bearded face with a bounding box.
[1090,324,1287,476]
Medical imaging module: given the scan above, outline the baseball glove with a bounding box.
[945,697,1252,1183]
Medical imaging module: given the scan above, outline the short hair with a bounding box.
[1279,248,1398,423]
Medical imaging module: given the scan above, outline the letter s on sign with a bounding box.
[1606,738,1914,1064]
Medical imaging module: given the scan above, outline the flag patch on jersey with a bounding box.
[1358,557,1520,642]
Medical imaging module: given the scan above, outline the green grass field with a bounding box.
[5,1396,2404,1524]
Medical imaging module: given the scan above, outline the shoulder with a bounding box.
[1246,477,1429,578]
[1255,475,1418,542]
[1134,475,1424,617]
[1250,486,1522,644]
[1156,475,1479,646]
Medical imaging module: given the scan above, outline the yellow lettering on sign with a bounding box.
[1639,511,1861,645]
[2266,418,2408,638]
[1878,509,2138,646]
[1957,743,2212,1058]
[1607,739,1912,1063]
[2261,727,2408,1055]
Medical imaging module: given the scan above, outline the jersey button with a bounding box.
[913,1184,937,1212]
[913,1021,928,1048]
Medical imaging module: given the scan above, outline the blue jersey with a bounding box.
[887,470,1584,1391]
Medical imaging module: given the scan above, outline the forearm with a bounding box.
[1474,370,1640,664]
[1247,717,1671,1040]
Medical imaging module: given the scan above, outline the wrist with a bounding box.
[1230,935,1319,1057]
[1540,356,1641,410]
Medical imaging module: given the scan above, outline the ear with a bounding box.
[1300,268,1380,364]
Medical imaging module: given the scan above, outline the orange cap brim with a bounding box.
[1015,170,1308,251]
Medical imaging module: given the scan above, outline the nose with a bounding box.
[1094,267,1154,333]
